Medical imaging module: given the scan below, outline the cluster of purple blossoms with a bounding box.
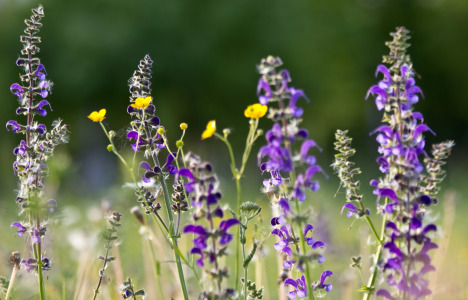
[256,56,332,299]
[365,27,453,299]
[179,153,239,299]
[6,6,68,274]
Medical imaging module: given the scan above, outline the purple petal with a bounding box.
[312,241,325,249]
[422,224,437,235]
[320,270,333,284]
[366,85,387,101]
[126,131,139,140]
[279,198,290,214]
[32,229,41,243]
[284,278,298,288]
[139,161,151,171]
[376,64,391,80]
[413,124,435,140]
[177,168,194,180]
[303,224,313,236]
[219,218,240,231]
[183,224,207,236]
[341,203,356,216]
[10,83,24,98]
[6,120,21,133]
[317,255,325,263]
[379,188,398,200]
[376,289,392,299]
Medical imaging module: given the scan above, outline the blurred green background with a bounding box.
[1,0,468,299]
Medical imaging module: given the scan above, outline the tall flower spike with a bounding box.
[256,56,331,299]
[365,27,453,299]
[7,6,69,298]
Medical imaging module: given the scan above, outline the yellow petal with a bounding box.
[87,108,106,122]
[131,96,152,109]
[201,120,216,140]
[244,103,268,119]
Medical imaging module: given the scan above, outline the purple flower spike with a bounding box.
[11,222,27,237]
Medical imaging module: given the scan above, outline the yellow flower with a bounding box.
[88,109,107,122]
[244,103,268,119]
[201,120,216,140]
[130,96,152,109]
[180,123,188,130]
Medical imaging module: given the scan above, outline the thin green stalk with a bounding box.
[242,239,248,300]
[214,119,261,293]
[363,211,387,300]
[235,178,242,291]
[36,243,46,300]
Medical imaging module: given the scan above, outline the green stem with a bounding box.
[242,236,248,300]
[363,210,388,300]
[215,118,261,292]
[35,241,46,300]
[364,215,383,246]
[235,178,242,291]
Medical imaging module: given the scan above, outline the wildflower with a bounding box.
[201,120,216,140]
[180,122,188,130]
[313,270,333,292]
[130,96,152,109]
[6,6,69,282]
[11,222,27,237]
[257,56,330,298]
[363,27,454,298]
[284,275,308,299]
[244,103,268,119]
[87,109,106,122]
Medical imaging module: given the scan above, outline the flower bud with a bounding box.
[180,123,188,130]
[176,140,184,148]
[107,144,114,152]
